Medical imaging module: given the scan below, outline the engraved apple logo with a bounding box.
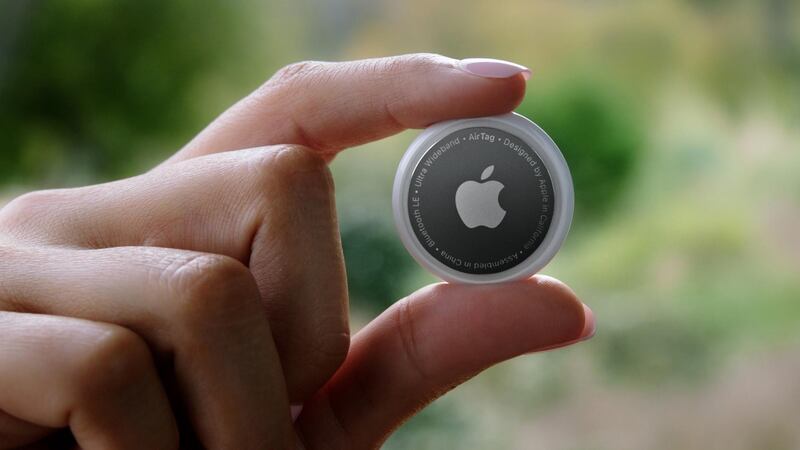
[455,165,506,229]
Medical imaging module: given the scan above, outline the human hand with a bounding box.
[0,54,594,449]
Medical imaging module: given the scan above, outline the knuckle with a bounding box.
[166,254,260,328]
[273,144,330,181]
[0,189,63,232]
[249,144,333,198]
[267,60,326,90]
[73,326,152,399]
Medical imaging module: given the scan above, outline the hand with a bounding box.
[0,54,594,449]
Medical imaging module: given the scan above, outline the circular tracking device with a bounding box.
[392,112,574,284]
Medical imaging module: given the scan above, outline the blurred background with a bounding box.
[1,1,799,448]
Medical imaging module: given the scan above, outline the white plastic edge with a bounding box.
[392,112,574,284]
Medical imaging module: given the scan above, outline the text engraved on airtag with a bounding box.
[408,127,554,274]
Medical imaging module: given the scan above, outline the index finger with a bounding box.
[166,54,529,164]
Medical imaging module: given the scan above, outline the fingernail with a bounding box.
[290,404,304,422]
[579,303,596,341]
[458,58,531,80]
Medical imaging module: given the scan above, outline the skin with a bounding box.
[0,53,594,450]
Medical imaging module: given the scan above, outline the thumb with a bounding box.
[295,275,595,449]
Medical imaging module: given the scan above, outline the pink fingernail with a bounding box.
[458,58,532,80]
[579,303,596,341]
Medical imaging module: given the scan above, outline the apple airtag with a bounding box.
[392,112,574,284]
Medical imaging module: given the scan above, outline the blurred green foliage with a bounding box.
[340,220,417,312]
[518,75,644,221]
[0,1,234,182]
[0,1,257,184]
[2,0,800,448]
[597,318,719,385]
